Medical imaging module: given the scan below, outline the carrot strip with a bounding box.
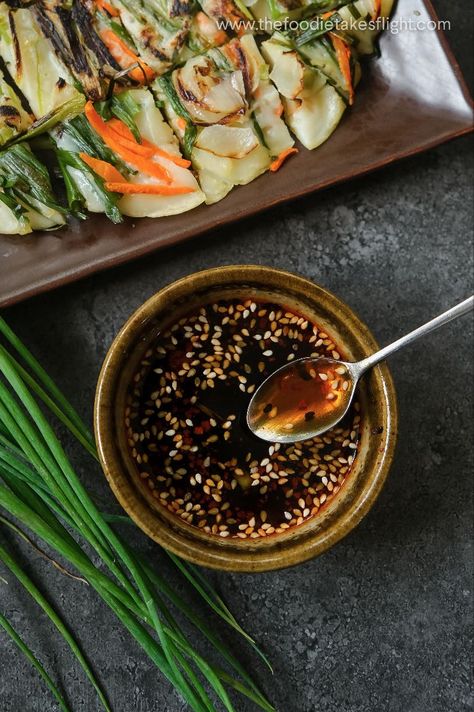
[96,0,120,16]
[107,118,191,167]
[373,0,381,19]
[100,29,155,84]
[176,117,187,132]
[105,182,195,195]
[269,147,298,172]
[195,12,227,45]
[108,130,155,157]
[221,40,241,67]
[107,118,137,142]
[330,34,354,105]
[84,102,171,183]
[79,153,124,182]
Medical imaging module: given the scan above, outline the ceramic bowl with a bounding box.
[94,266,397,572]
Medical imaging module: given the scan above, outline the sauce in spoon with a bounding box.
[247,357,354,442]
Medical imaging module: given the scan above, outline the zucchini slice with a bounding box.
[262,37,346,150]
[155,35,293,204]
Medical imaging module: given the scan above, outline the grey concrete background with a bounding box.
[0,1,473,711]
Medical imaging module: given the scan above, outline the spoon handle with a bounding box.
[357,295,474,374]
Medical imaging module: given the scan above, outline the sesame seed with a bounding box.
[126,298,360,540]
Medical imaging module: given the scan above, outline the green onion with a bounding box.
[233,0,254,21]
[55,149,123,224]
[110,91,141,142]
[157,74,192,122]
[266,0,282,22]
[0,612,71,712]
[0,189,30,232]
[14,95,86,146]
[293,16,338,46]
[183,123,197,159]
[62,114,111,160]
[0,541,110,711]
[55,149,88,220]
[0,321,274,712]
[157,74,197,158]
[251,112,269,150]
[301,0,352,16]
[0,143,66,216]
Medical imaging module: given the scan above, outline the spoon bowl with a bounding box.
[247,357,359,443]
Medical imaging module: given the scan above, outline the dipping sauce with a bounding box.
[125,298,361,539]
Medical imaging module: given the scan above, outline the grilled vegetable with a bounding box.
[52,88,204,219]
[18,94,87,145]
[0,5,82,119]
[0,143,66,233]
[156,35,293,204]
[291,30,360,104]
[262,36,347,150]
[289,0,394,55]
[0,0,394,233]
[29,0,131,100]
[103,0,193,76]
[198,0,251,35]
[337,0,394,55]
[55,147,123,222]
[0,65,34,146]
[186,11,229,55]
[250,0,351,25]
[0,188,31,235]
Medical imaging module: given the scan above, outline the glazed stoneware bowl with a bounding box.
[94,266,398,572]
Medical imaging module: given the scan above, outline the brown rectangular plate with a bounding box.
[0,0,472,307]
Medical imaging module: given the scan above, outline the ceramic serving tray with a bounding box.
[0,0,472,308]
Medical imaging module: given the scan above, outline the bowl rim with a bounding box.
[94,265,398,572]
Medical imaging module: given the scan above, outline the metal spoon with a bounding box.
[247,296,474,443]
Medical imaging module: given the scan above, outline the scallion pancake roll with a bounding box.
[155,34,294,204]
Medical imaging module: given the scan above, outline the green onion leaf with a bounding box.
[0,612,71,712]
[54,149,123,224]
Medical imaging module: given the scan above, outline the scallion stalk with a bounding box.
[0,612,70,712]
[0,321,275,712]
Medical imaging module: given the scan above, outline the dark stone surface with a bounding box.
[0,2,472,711]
